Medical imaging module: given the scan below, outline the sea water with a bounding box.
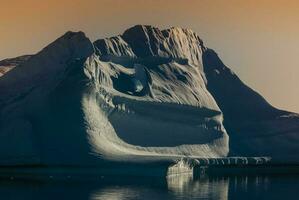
[1,168,298,200]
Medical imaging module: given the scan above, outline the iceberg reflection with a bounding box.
[1,173,298,200]
[91,174,229,200]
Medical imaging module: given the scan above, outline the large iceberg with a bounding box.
[0,25,298,170]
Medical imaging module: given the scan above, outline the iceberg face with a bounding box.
[83,53,229,162]
[81,26,229,162]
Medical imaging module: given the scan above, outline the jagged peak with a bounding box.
[162,26,204,44]
[92,24,206,65]
[164,26,199,35]
[0,30,94,100]
[59,31,87,40]
[30,30,93,67]
[123,24,161,33]
[121,24,200,37]
[44,31,91,54]
[122,25,203,41]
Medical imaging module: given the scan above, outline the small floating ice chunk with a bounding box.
[167,159,193,177]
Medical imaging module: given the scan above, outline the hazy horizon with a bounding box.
[1,0,299,113]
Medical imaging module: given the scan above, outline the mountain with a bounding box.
[0,25,298,168]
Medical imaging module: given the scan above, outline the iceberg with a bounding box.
[0,25,298,176]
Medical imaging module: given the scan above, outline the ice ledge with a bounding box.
[167,157,272,177]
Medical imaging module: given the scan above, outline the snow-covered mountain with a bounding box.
[0,25,298,167]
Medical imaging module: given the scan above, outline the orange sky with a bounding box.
[1,0,299,112]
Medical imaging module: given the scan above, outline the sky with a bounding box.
[1,0,299,112]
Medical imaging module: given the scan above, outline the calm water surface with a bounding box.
[1,173,299,200]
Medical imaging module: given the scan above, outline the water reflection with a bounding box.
[167,174,229,200]
[167,173,193,193]
[91,187,140,200]
[0,173,299,200]
[91,174,229,200]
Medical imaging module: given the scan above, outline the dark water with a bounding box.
[1,173,299,200]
